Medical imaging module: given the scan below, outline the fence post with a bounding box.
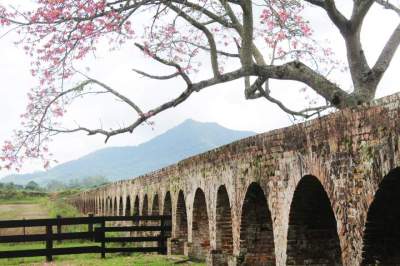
[56,215,62,244]
[159,216,165,254]
[88,213,94,241]
[46,224,53,262]
[22,218,26,242]
[101,219,106,259]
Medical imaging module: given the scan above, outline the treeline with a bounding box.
[0,181,45,192]
[0,182,47,201]
[0,176,109,194]
[46,176,109,191]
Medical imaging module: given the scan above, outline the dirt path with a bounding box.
[0,203,49,235]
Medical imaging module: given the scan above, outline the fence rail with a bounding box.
[0,214,171,262]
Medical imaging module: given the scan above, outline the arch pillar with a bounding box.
[169,190,189,256]
[189,188,210,261]
[208,185,235,266]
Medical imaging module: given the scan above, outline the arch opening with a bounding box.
[152,194,159,215]
[191,188,210,260]
[142,195,149,216]
[239,182,275,265]
[134,196,140,216]
[106,197,112,215]
[216,185,233,264]
[163,192,172,215]
[362,168,400,264]
[286,175,342,265]
[131,195,141,241]
[113,197,118,216]
[164,192,172,239]
[119,196,123,216]
[125,196,131,216]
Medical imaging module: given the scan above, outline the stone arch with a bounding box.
[239,182,275,265]
[152,194,160,215]
[134,195,140,216]
[142,194,149,216]
[191,188,210,260]
[125,195,131,216]
[118,196,123,216]
[286,175,342,265]
[362,168,400,264]
[174,190,188,254]
[216,185,233,264]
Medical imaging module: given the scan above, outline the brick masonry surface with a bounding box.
[70,92,400,266]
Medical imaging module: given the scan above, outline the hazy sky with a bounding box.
[0,1,399,178]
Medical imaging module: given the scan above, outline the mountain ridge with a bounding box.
[2,119,255,185]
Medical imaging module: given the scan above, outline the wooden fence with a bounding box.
[0,214,171,262]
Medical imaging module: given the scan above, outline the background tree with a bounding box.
[25,181,40,191]
[0,0,399,169]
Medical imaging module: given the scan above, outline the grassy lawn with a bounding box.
[0,197,50,236]
[0,196,47,205]
[0,241,205,265]
[0,251,204,265]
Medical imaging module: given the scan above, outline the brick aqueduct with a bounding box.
[70,93,400,265]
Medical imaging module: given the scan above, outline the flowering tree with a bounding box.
[0,0,399,170]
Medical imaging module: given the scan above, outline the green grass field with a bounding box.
[0,192,205,266]
[0,243,203,266]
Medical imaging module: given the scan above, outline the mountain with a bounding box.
[1,119,255,186]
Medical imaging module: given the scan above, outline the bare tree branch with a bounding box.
[351,0,375,29]
[77,73,146,116]
[304,0,349,32]
[171,0,233,28]
[167,4,220,77]
[132,69,180,80]
[134,43,192,85]
[375,0,400,16]
[240,0,254,70]
[246,76,329,118]
[303,0,325,8]
[219,0,266,65]
[371,22,400,83]
[254,62,352,107]
[181,41,240,58]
